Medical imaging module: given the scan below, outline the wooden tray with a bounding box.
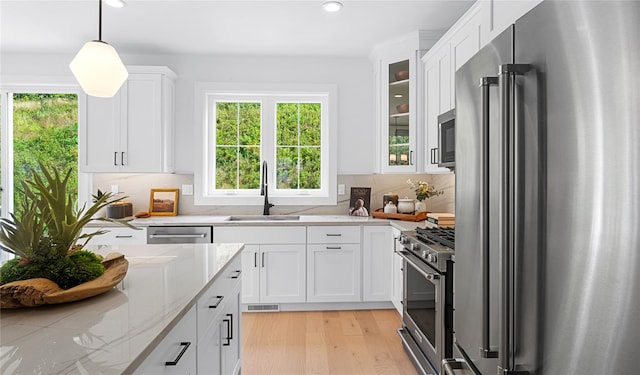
[371,209,427,222]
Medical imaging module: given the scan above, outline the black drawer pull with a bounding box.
[230,270,242,279]
[326,233,342,237]
[208,295,224,309]
[165,341,191,366]
[325,246,342,250]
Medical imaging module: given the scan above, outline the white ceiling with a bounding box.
[0,0,474,58]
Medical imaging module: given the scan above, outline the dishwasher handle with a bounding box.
[149,233,207,239]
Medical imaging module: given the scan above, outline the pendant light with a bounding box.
[69,0,128,98]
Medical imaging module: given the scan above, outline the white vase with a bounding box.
[397,198,415,214]
[414,200,427,213]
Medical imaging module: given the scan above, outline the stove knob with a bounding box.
[399,236,408,244]
[426,253,438,263]
[410,242,420,251]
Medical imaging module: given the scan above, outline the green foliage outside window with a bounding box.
[276,102,321,189]
[214,100,322,191]
[215,102,261,189]
[11,94,78,211]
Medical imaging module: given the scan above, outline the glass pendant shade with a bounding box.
[70,40,128,98]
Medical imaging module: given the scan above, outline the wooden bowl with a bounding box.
[396,103,409,113]
[394,70,409,81]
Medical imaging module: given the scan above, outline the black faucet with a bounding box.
[261,160,274,215]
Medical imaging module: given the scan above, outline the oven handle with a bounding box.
[394,250,440,281]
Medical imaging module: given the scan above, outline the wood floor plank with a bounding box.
[242,309,419,375]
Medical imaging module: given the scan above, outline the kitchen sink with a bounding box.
[226,215,301,221]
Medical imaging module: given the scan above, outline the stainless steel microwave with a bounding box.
[437,108,455,168]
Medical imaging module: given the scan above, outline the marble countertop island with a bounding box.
[0,243,244,374]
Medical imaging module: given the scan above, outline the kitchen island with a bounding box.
[0,243,244,374]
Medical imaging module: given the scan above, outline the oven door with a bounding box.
[396,249,447,374]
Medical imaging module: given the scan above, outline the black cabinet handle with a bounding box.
[325,246,342,250]
[230,270,242,279]
[223,316,231,346]
[164,341,191,366]
[121,152,125,166]
[227,313,233,340]
[326,233,342,237]
[254,252,257,268]
[208,295,224,309]
[115,235,133,238]
[114,152,118,166]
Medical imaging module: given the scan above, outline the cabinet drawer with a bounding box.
[196,256,241,334]
[214,226,306,244]
[82,226,147,245]
[307,226,360,244]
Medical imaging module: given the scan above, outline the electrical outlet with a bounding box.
[338,184,346,195]
[111,185,118,194]
[182,184,193,196]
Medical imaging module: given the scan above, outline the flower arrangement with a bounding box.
[406,179,442,201]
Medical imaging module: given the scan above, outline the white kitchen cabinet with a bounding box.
[81,226,147,245]
[423,44,453,173]
[196,254,242,375]
[134,305,197,375]
[391,227,403,315]
[482,0,543,46]
[362,225,393,301]
[214,226,307,305]
[307,226,361,302]
[371,31,440,173]
[79,66,176,173]
[421,4,481,173]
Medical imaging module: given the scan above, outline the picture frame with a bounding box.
[348,187,371,217]
[149,188,179,216]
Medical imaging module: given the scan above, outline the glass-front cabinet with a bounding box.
[373,31,438,173]
[380,55,416,173]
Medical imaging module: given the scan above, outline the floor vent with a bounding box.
[247,304,280,312]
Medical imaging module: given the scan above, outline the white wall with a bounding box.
[0,52,375,174]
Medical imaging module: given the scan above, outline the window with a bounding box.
[194,83,337,206]
[1,83,84,264]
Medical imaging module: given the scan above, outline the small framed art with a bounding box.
[149,188,179,216]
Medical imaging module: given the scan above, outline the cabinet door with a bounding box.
[391,232,404,315]
[80,94,120,172]
[134,306,197,375]
[260,244,306,303]
[120,73,164,172]
[423,46,454,174]
[241,245,260,304]
[307,243,361,302]
[362,226,393,301]
[197,316,223,375]
[382,55,417,173]
[450,7,482,100]
[221,283,242,375]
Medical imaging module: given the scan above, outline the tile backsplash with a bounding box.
[92,173,455,216]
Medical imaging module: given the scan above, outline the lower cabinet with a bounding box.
[362,226,393,301]
[134,254,242,375]
[391,228,404,315]
[134,306,197,375]
[214,226,307,305]
[307,226,361,302]
[81,226,147,245]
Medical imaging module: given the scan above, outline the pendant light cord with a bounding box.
[98,0,103,41]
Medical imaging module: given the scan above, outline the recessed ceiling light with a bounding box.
[323,1,343,12]
[104,0,126,8]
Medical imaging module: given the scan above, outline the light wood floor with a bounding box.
[241,309,419,375]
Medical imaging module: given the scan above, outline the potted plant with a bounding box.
[0,163,135,308]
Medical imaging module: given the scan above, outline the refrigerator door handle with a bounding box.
[499,63,532,374]
[479,76,499,359]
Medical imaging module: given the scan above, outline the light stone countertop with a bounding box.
[88,214,424,231]
[0,243,244,375]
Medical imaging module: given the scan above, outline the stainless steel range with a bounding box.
[396,227,455,375]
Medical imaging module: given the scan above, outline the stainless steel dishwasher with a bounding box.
[147,226,213,244]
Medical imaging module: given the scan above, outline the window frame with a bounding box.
[194,82,337,206]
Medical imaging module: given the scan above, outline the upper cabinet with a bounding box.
[79,66,176,173]
[422,5,482,173]
[481,0,544,46]
[371,31,440,173]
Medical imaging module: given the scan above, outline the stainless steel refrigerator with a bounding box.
[449,1,640,374]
